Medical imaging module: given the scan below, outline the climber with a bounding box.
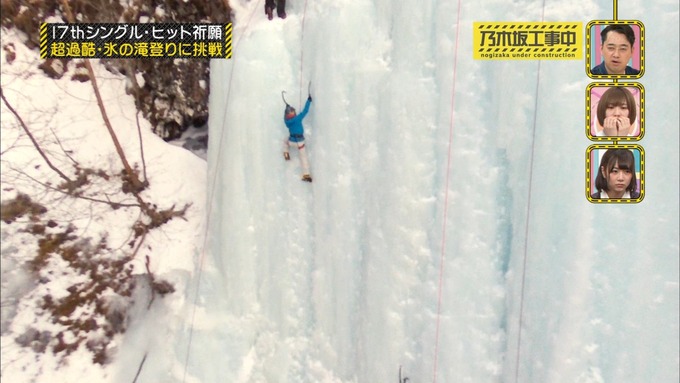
[265,0,286,20]
[283,94,313,182]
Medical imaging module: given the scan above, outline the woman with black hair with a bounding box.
[592,149,640,199]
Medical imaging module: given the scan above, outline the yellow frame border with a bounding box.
[39,22,234,59]
[586,20,645,79]
[585,82,645,141]
[225,23,233,59]
[586,144,645,203]
[472,21,583,61]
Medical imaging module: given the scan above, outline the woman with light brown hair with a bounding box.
[595,86,638,137]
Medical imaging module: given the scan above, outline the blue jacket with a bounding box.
[591,62,640,75]
[284,99,311,142]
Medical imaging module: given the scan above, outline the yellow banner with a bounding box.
[473,22,582,60]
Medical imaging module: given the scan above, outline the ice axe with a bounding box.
[281,90,291,107]
[399,365,409,383]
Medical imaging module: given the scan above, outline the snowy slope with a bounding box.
[0,25,209,381]
[166,0,680,382]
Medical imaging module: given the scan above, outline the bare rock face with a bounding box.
[1,0,232,142]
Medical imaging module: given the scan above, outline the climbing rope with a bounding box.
[298,0,310,106]
[432,0,463,382]
[182,1,314,380]
[513,1,547,382]
[181,1,263,382]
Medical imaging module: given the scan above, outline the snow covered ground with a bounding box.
[0,27,207,382]
[2,0,679,382]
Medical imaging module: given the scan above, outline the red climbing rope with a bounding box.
[432,0,463,382]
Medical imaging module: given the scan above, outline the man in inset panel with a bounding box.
[592,24,640,75]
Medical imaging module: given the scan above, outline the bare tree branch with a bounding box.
[123,59,149,183]
[0,86,72,183]
[60,0,147,194]
[135,110,148,182]
[7,165,141,209]
[48,125,79,165]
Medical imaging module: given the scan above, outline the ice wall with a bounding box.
[187,0,679,382]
